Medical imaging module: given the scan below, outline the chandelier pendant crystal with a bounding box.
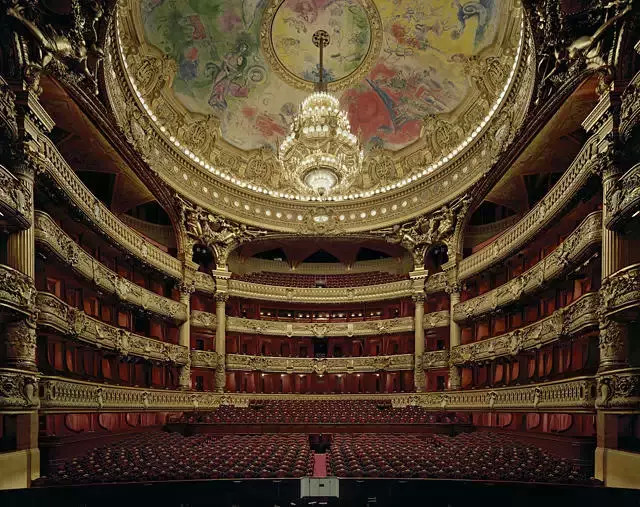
[278,30,363,197]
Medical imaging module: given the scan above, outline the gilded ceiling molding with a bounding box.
[225,354,414,375]
[458,135,604,281]
[37,292,189,366]
[102,2,533,233]
[454,211,602,322]
[605,163,640,230]
[34,211,187,323]
[372,195,472,269]
[450,292,600,366]
[600,263,640,321]
[34,134,183,279]
[38,375,597,413]
[178,196,268,268]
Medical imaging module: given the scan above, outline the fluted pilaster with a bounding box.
[177,288,192,389]
[447,287,462,390]
[214,293,229,392]
[602,167,629,279]
[412,293,425,392]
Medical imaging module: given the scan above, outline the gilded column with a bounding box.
[214,292,229,393]
[6,163,35,278]
[413,293,426,392]
[602,164,628,279]
[447,285,462,390]
[177,285,193,389]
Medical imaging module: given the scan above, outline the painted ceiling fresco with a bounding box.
[140,0,502,152]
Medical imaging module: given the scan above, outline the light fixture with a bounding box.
[278,30,363,196]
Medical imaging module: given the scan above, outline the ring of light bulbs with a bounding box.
[117,13,524,204]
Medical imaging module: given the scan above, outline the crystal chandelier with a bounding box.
[278,30,363,196]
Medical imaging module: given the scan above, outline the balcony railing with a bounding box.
[38,292,189,365]
[225,354,415,374]
[35,212,187,322]
[459,133,601,281]
[454,211,601,322]
[37,135,182,279]
[38,375,597,412]
[450,292,599,365]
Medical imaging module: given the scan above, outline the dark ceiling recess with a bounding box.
[76,171,115,209]
[356,247,391,261]
[126,201,171,225]
[253,248,288,261]
[303,250,340,263]
[469,201,516,226]
[524,172,563,209]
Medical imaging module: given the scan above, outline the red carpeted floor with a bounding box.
[313,453,327,477]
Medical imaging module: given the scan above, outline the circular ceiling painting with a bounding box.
[138,0,511,153]
[264,0,380,91]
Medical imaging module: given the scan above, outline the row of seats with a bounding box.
[177,401,470,425]
[35,431,591,485]
[232,271,407,288]
[35,432,313,484]
[327,433,590,483]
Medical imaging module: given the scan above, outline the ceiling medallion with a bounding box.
[278,30,363,196]
[260,0,383,92]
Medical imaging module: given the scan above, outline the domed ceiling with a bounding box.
[117,0,524,201]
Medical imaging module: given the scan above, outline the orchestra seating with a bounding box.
[177,401,469,425]
[35,432,313,485]
[232,271,406,287]
[34,431,591,486]
[327,433,590,483]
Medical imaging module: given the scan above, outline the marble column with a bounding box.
[447,288,462,390]
[413,293,425,392]
[214,293,229,393]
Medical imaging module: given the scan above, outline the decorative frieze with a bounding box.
[190,350,220,370]
[36,136,182,279]
[422,350,449,370]
[192,310,448,336]
[37,293,189,365]
[35,212,187,322]
[458,134,602,280]
[0,368,39,411]
[225,354,414,374]
[450,292,599,366]
[227,278,413,303]
[38,375,597,413]
[0,163,32,229]
[423,310,450,329]
[596,368,640,411]
[454,211,602,321]
[424,272,447,294]
[605,163,640,230]
[600,263,640,320]
[412,376,597,412]
[0,263,37,316]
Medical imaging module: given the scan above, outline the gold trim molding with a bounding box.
[35,212,187,322]
[454,211,602,321]
[37,292,189,365]
[37,375,596,413]
[36,136,182,279]
[458,136,603,281]
[225,353,414,374]
[450,292,599,365]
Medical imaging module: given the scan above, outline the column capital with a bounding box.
[598,317,629,373]
[215,292,230,304]
[411,292,426,304]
